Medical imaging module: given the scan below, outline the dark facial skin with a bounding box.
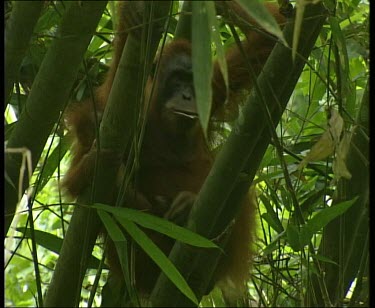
[152,52,199,137]
[140,49,206,165]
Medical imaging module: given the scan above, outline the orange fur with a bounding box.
[63,1,286,303]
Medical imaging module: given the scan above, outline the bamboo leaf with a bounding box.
[93,203,218,249]
[117,217,198,305]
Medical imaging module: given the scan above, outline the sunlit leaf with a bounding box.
[93,203,218,249]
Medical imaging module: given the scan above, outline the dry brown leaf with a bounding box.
[299,109,345,170]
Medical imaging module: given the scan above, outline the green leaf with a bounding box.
[98,210,136,302]
[262,239,278,255]
[17,228,62,254]
[311,253,338,266]
[329,16,353,114]
[261,213,283,233]
[286,224,302,251]
[285,197,357,251]
[206,1,228,102]
[93,203,218,249]
[34,1,65,33]
[192,1,213,137]
[259,194,284,233]
[262,231,286,255]
[236,0,285,43]
[117,217,198,305]
[329,16,349,80]
[38,137,71,191]
[98,209,126,243]
[16,228,105,269]
[299,197,358,246]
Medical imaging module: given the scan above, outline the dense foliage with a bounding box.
[5,1,369,307]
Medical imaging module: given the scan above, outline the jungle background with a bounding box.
[4,0,369,307]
